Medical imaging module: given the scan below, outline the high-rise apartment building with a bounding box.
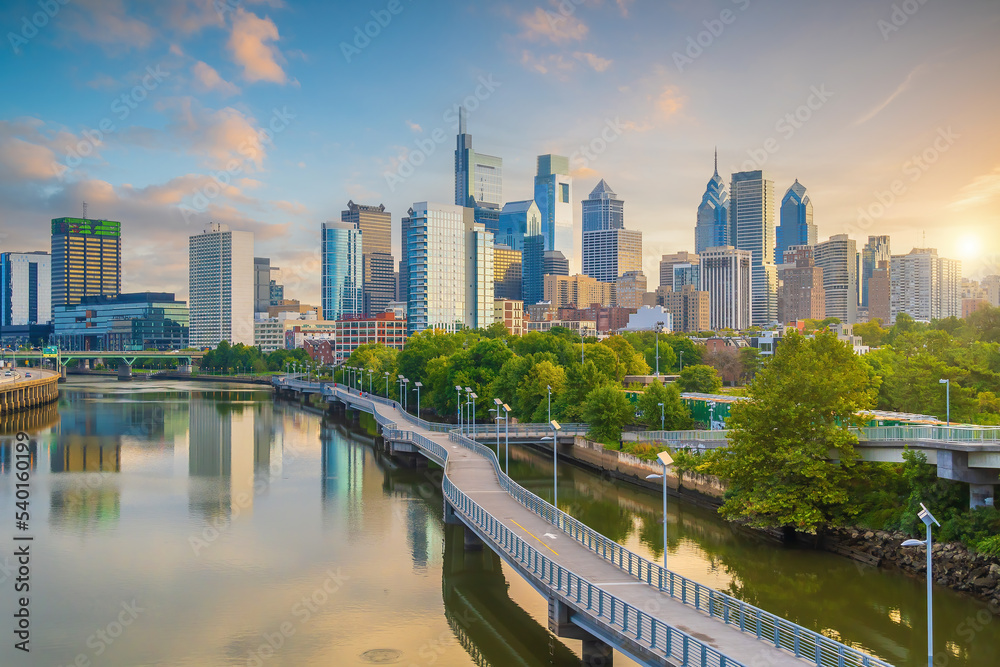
[700,246,751,331]
[777,245,825,323]
[543,274,615,309]
[775,180,816,265]
[730,171,777,325]
[664,284,710,333]
[890,248,961,323]
[320,221,364,322]
[868,260,891,323]
[254,257,273,313]
[188,223,254,347]
[814,234,858,324]
[694,152,730,254]
[615,271,647,310]
[659,252,699,290]
[497,200,541,251]
[1,252,51,326]
[342,201,395,316]
[861,235,891,308]
[534,154,574,270]
[454,109,502,208]
[50,217,121,310]
[983,275,1000,307]
[494,245,522,301]
[404,202,493,334]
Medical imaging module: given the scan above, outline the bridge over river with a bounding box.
[276,376,894,667]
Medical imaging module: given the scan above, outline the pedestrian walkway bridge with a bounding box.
[276,377,894,667]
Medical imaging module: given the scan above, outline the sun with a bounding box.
[957,234,981,261]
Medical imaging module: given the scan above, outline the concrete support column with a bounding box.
[970,484,995,509]
[463,526,483,552]
[582,638,614,666]
[443,500,462,526]
[117,361,132,381]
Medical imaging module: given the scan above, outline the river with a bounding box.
[0,378,997,666]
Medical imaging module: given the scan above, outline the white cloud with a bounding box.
[227,8,287,84]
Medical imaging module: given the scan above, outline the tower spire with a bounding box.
[459,106,466,135]
[713,147,718,176]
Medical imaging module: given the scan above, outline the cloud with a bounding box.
[520,50,575,78]
[655,86,685,120]
[86,74,120,90]
[272,200,308,216]
[192,61,241,96]
[61,0,156,53]
[573,51,613,72]
[0,119,96,182]
[853,66,922,126]
[518,7,588,44]
[616,0,634,17]
[158,98,268,170]
[951,166,1000,210]
[227,8,287,84]
[406,120,423,133]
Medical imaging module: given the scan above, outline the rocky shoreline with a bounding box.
[825,527,1000,608]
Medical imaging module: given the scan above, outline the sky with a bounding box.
[1,0,999,304]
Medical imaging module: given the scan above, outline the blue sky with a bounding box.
[1,0,998,303]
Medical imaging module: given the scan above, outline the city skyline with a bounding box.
[1,0,998,305]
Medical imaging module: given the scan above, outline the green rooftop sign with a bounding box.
[51,218,121,236]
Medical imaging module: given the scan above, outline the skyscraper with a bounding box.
[320,221,364,321]
[50,217,121,311]
[454,109,502,208]
[542,250,570,278]
[404,202,493,334]
[268,266,284,305]
[341,201,395,316]
[775,180,816,264]
[521,235,545,306]
[814,234,859,324]
[730,170,777,325]
[694,151,730,254]
[777,245,825,323]
[861,235,891,308]
[534,154,574,270]
[494,245,522,301]
[868,260,891,323]
[254,257,272,313]
[700,246,751,331]
[497,200,541,251]
[890,248,961,323]
[188,223,254,347]
[0,252,51,326]
[659,252,700,290]
[581,180,642,283]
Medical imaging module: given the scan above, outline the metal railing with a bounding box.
[463,423,589,437]
[443,476,740,667]
[634,429,731,442]
[856,425,1000,444]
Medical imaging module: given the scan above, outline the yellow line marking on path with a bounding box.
[511,520,559,556]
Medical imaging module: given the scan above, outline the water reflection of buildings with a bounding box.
[0,439,38,474]
[188,395,274,519]
[49,437,122,532]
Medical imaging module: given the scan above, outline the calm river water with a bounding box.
[0,379,997,666]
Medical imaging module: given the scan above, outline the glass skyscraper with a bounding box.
[581,179,623,232]
[341,201,394,316]
[861,235,891,308]
[321,221,363,322]
[454,109,502,208]
[730,170,777,326]
[775,180,816,265]
[534,155,574,271]
[50,217,121,311]
[497,200,541,252]
[581,179,641,283]
[1,252,51,326]
[694,152,730,254]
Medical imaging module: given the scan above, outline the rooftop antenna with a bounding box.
[82,201,88,220]
[714,147,718,176]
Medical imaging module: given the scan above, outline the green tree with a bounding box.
[554,360,614,422]
[636,380,690,430]
[853,319,889,347]
[677,364,722,393]
[600,335,650,379]
[704,331,880,532]
[516,360,566,422]
[582,385,634,444]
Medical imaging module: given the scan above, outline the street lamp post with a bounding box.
[456,385,463,431]
[414,381,422,417]
[402,377,409,411]
[547,384,552,424]
[503,403,511,473]
[658,402,665,431]
[645,450,675,571]
[939,378,950,426]
[470,391,478,434]
[679,350,684,372]
[490,408,500,458]
[902,503,941,667]
[655,321,664,377]
[708,400,716,430]
[384,371,390,396]
[398,374,404,405]
[465,387,473,436]
[551,420,561,508]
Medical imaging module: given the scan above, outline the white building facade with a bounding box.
[188,223,254,347]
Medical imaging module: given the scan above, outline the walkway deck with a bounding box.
[281,379,894,667]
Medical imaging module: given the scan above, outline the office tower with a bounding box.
[534,154,574,270]
[700,246,751,331]
[542,250,570,277]
[890,248,961,323]
[777,245,825,323]
[254,257,272,313]
[320,221,364,322]
[868,260,891,323]
[581,179,624,232]
[454,109,502,208]
[775,180,816,264]
[672,263,701,292]
[664,284,711,333]
[494,245,522,300]
[694,151,730,253]
[404,202,493,334]
[983,275,1000,307]
[50,217,121,310]
[861,235,891,308]
[268,265,284,305]
[582,229,642,283]
[615,271,647,310]
[53,292,189,350]
[543,274,616,309]
[659,251,699,290]
[814,234,858,324]
[522,235,545,306]
[730,170,777,325]
[188,223,254,347]
[1,252,51,326]
[498,200,541,251]
[341,201,395,316]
